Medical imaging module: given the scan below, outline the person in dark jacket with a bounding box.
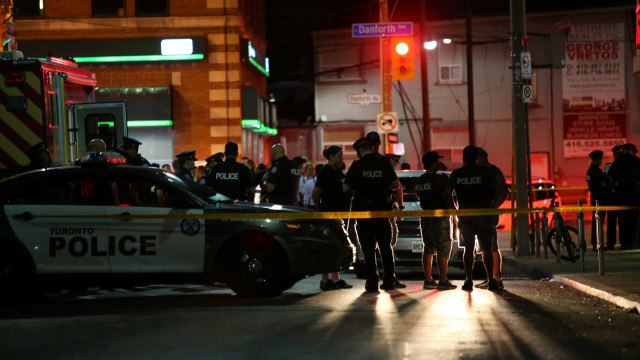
[206,142,254,200]
[344,137,405,292]
[20,141,52,173]
[262,144,301,206]
[607,143,640,249]
[175,150,197,181]
[586,150,610,251]
[118,136,150,166]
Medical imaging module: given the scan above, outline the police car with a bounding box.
[0,154,353,300]
[353,170,484,277]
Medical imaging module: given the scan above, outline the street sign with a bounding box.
[347,93,381,106]
[377,112,398,133]
[352,22,413,37]
[521,51,532,79]
[523,85,533,103]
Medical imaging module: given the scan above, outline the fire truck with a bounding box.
[0,50,127,177]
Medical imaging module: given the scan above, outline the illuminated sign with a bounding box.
[241,39,270,77]
[161,39,193,55]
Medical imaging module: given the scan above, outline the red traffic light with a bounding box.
[390,37,415,81]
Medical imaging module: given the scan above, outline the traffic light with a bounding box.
[391,37,415,81]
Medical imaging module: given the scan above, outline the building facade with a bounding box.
[309,5,637,187]
[12,0,275,165]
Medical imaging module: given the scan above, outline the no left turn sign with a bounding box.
[377,112,398,133]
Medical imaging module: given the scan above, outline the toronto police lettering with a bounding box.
[363,170,383,178]
[49,228,156,257]
[216,172,239,180]
[416,183,432,191]
[457,176,482,185]
[291,169,303,176]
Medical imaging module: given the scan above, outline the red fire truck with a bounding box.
[0,50,127,177]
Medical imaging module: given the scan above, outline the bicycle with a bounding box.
[545,194,580,262]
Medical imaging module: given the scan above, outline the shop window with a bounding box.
[13,0,43,18]
[92,0,125,17]
[136,0,169,17]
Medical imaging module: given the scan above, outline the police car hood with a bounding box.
[208,201,312,214]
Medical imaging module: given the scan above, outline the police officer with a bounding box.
[343,137,405,292]
[416,151,456,290]
[206,142,254,200]
[262,144,301,206]
[20,141,52,173]
[604,145,624,249]
[448,145,499,292]
[586,150,610,251]
[175,150,197,181]
[118,136,150,166]
[607,143,640,249]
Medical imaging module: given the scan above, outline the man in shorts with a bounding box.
[415,151,456,290]
[448,145,500,292]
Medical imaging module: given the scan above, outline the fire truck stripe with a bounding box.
[22,72,44,111]
[0,133,27,168]
[0,117,32,151]
[0,89,44,136]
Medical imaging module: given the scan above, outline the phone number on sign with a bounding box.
[564,139,626,148]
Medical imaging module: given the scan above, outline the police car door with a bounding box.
[2,170,110,273]
[104,171,206,273]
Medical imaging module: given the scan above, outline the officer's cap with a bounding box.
[588,150,604,160]
[612,145,624,153]
[353,137,373,151]
[176,150,197,161]
[422,151,444,166]
[623,143,638,154]
[122,136,142,148]
[365,131,381,144]
[24,141,47,158]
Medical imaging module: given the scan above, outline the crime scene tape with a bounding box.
[19,204,636,221]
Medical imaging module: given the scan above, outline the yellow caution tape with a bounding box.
[15,204,637,221]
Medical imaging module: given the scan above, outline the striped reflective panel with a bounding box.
[0,71,44,168]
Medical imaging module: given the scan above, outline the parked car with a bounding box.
[352,170,484,278]
[0,155,353,301]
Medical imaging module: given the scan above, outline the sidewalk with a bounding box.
[498,231,640,313]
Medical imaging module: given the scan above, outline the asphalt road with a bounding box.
[1,263,639,360]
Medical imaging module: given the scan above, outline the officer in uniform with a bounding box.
[586,150,610,251]
[415,151,456,290]
[604,145,624,249]
[118,136,150,166]
[175,150,197,181]
[344,137,405,292]
[262,144,301,206]
[448,145,499,292]
[206,142,254,200]
[607,143,640,249]
[20,141,52,173]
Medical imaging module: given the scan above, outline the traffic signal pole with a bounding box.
[419,0,431,153]
[511,0,531,256]
[380,0,392,113]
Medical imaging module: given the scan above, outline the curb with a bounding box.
[503,256,640,313]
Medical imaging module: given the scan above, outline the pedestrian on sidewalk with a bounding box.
[416,151,457,290]
[607,143,640,250]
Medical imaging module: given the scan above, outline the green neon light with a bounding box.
[71,54,204,63]
[249,57,270,76]
[242,119,261,128]
[128,120,173,127]
[97,121,115,127]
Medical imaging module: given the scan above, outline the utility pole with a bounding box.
[420,0,431,153]
[380,0,392,113]
[466,0,475,145]
[511,0,531,256]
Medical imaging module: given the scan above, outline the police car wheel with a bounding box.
[221,234,289,297]
[0,247,44,303]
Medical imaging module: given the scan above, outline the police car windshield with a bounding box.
[170,172,232,203]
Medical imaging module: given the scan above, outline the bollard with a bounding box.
[577,200,585,272]
[554,202,562,263]
[542,213,549,259]
[533,213,540,257]
[596,200,605,275]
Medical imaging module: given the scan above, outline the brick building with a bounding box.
[11,0,275,165]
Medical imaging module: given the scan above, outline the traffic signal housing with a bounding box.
[391,37,415,81]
